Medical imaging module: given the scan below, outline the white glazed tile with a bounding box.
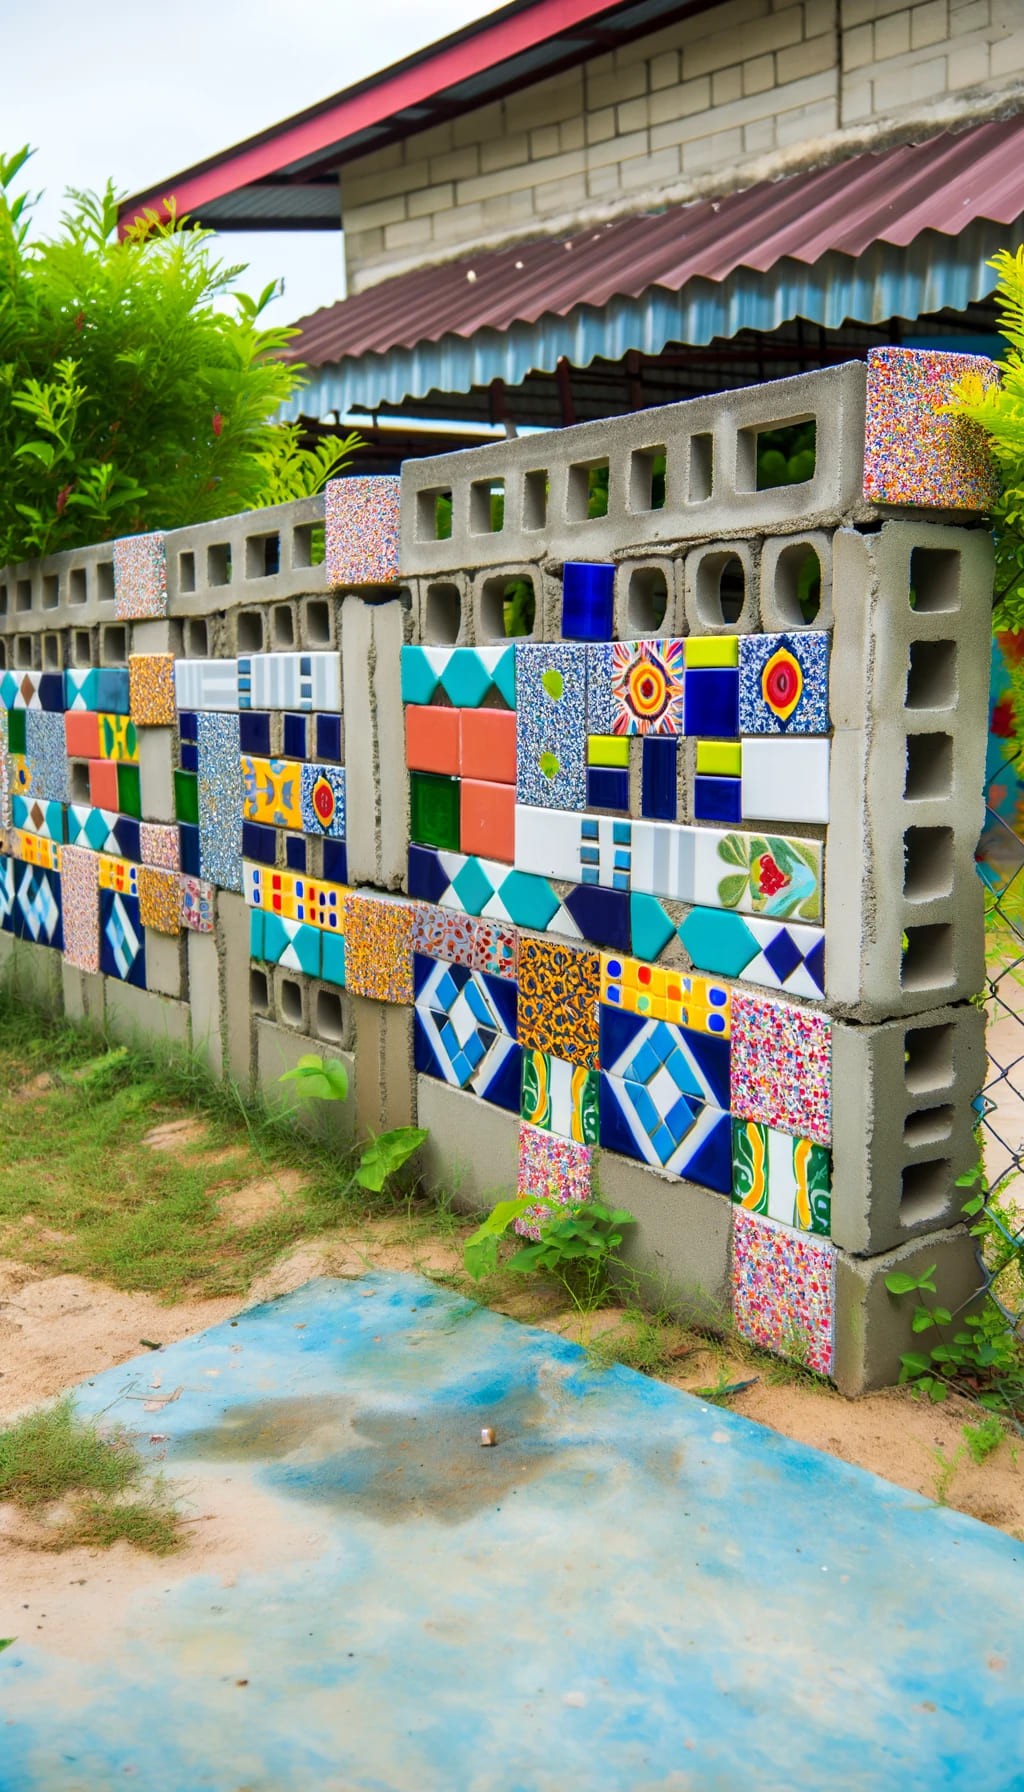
[741,738,830,825]
[175,659,240,712]
[514,804,583,883]
[631,822,696,901]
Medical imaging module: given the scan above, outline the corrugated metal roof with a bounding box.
[289,115,1024,368]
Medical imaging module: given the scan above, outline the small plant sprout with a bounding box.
[463,1189,635,1303]
[278,1054,427,1193]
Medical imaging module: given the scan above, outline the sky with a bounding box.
[2,0,504,326]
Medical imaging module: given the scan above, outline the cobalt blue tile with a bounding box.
[561,562,615,642]
[322,839,348,885]
[587,766,630,813]
[179,742,198,774]
[283,713,308,759]
[178,711,198,745]
[11,865,62,949]
[694,775,742,824]
[239,712,271,756]
[482,1041,523,1113]
[408,845,449,904]
[413,951,442,1002]
[641,737,677,820]
[242,821,277,865]
[599,1074,648,1162]
[179,823,201,876]
[480,968,518,1039]
[113,817,141,862]
[413,1011,445,1079]
[564,884,631,954]
[684,668,739,739]
[316,714,343,763]
[38,673,66,713]
[285,834,307,872]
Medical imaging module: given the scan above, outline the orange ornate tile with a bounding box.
[138,865,181,935]
[459,707,516,784]
[344,893,414,1003]
[518,938,601,1069]
[129,653,176,727]
[405,704,461,774]
[460,779,515,864]
[65,711,101,759]
[89,759,120,811]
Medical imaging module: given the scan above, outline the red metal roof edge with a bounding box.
[118,0,650,231]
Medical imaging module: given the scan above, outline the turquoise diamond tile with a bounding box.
[438,649,493,709]
[450,856,495,916]
[282,922,322,977]
[630,892,676,963]
[262,912,292,963]
[64,669,100,712]
[322,932,347,987]
[498,869,561,930]
[250,908,265,958]
[679,907,759,979]
[490,646,517,708]
[400,646,449,706]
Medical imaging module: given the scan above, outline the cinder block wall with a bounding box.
[0,350,997,1394]
[340,0,1024,290]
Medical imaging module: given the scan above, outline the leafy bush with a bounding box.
[949,247,1024,631]
[0,146,360,565]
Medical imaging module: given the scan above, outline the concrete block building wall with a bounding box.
[339,0,1024,291]
[0,350,998,1394]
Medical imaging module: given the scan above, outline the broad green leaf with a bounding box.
[355,1126,428,1192]
[885,1271,925,1296]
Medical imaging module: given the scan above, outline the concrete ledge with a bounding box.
[104,979,189,1050]
[598,1149,733,1325]
[833,1224,985,1397]
[255,1018,355,1150]
[416,1076,520,1214]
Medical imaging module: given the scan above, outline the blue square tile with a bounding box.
[684,668,739,738]
[239,712,271,756]
[694,775,742,824]
[315,714,343,763]
[113,817,141,862]
[587,766,630,812]
[323,839,349,886]
[285,834,307,871]
[561,562,615,642]
[563,884,631,953]
[283,713,308,759]
[178,711,198,744]
[179,742,198,774]
[179,823,201,877]
[641,737,677,820]
[242,821,277,865]
[38,673,66,713]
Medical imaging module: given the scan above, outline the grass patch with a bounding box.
[0,1397,180,1555]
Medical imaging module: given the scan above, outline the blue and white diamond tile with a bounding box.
[600,1004,731,1112]
[0,856,14,932]
[413,956,520,1110]
[13,864,62,947]
[599,1067,733,1192]
[678,906,825,1000]
[99,889,145,985]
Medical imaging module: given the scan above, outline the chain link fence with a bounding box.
[977,730,1024,1333]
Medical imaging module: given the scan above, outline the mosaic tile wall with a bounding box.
[0,353,997,1390]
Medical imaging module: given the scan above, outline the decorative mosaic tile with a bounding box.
[738,632,830,735]
[181,875,215,934]
[610,639,684,736]
[139,823,180,872]
[242,652,342,713]
[344,893,414,1003]
[197,712,243,892]
[175,659,240,712]
[12,795,64,842]
[89,760,120,812]
[561,562,615,642]
[679,908,825,1000]
[129,654,176,727]
[256,913,322,976]
[461,779,515,863]
[514,1121,592,1240]
[412,905,478,969]
[514,804,584,884]
[630,892,676,963]
[8,831,61,870]
[300,763,346,839]
[741,738,830,824]
[696,740,742,777]
[580,815,632,890]
[414,957,520,1110]
[600,954,730,1034]
[439,645,516,710]
[560,884,629,954]
[241,757,303,830]
[7,756,31,799]
[732,1119,832,1236]
[408,845,569,934]
[0,671,42,710]
[98,855,139,897]
[0,854,14,930]
[692,828,823,924]
[113,531,167,620]
[587,734,629,768]
[408,770,459,852]
[521,1049,599,1145]
[732,1208,835,1376]
[475,920,517,981]
[24,711,68,804]
[138,865,181,935]
[65,711,100,759]
[517,938,600,1069]
[316,714,343,763]
[322,932,347,987]
[285,833,307,872]
[587,765,630,813]
[863,346,1000,510]
[239,712,272,757]
[12,863,62,947]
[601,1003,731,1111]
[685,636,738,668]
[515,643,587,811]
[59,845,100,974]
[174,770,200,826]
[600,1066,732,1192]
[694,775,742,824]
[460,708,517,784]
[244,863,347,933]
[97,714,138,762]
[117,763,142,821]
[283,714,308,760]
[99,888,145,984]
[730,991,831,1145]
[630,820,696,903]
[586,647,616,736]
[324,474,401,585]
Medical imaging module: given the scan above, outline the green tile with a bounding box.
[6,710,26,755]
[117,763,142,819]
[409,770,461,851]
[174,770,199,826]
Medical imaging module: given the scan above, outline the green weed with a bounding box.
[0,1397,180,1555]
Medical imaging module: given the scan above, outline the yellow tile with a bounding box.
[696,741,743,777]
[599,952,731,1035]
[241,756,303,830]
[685,635,739,668]
[587,735,630,768]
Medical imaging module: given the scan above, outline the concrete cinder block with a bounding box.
[60,961,106,1028]
[372,598,410,891]
[597,1149,733,1325]
[408,572,473,647]
[614,556,682,640]
[416,1075,520,1214]
[340,596,377,887]
[1,939,63,1013]
[255,1019,356,1148]
[833,1224,985,1396]
[104,979,189,1050]
[137,731,175,824]
[187,928,223,1075]
[218,891,254,1087]
[351,995,416,1137]
[830,1001,986,1256]
[682,538,760,634]
[471,565,547,645]
[759,530,834,630]
[826,521,992,1019]
[130,620,176,654]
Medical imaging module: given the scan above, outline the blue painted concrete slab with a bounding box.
[2,1272,1024,1791]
